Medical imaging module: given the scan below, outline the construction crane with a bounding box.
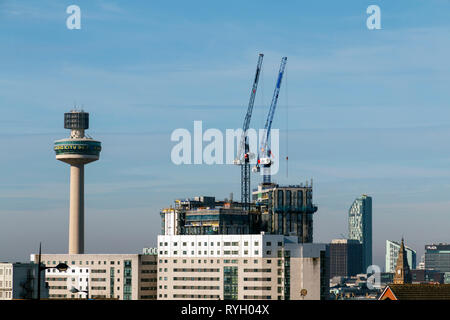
[233,53,264,212]
[253,56,287,184]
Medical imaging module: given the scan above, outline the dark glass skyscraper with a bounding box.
[348,195,372,271]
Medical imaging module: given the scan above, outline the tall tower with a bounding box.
[393,238,412,284]
[54,110,101,254]
[348,194,372,271]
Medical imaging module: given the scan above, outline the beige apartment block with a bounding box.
[157,234,329,300]
[30,253,157,300]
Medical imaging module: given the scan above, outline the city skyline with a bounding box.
[2,0,450,271]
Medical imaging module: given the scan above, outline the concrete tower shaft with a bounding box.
[54,110,101,254]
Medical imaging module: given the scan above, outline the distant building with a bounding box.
[385,240,416,273]
[329,239,363,278]
[418,255,425,270]
[378,240,450,300]
[157,234,329,300]
[410,269,444,284]
[393,238,412,284]
[0,262,48,300]
[348,195,372,271]
[425,243,450,273]
[30,253,157,300]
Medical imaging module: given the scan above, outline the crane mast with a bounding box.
[234,54,264,212]
[254,56,287,184]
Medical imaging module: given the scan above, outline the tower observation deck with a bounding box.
[54,110,101,254]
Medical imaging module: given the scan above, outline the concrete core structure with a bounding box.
[54,110,101,254]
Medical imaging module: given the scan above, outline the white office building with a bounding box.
[157,233,329,300]
[385,240,417,273]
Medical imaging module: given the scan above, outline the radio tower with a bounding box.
[54,110,102,254]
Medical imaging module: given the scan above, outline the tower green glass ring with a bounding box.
[54,139,101,164]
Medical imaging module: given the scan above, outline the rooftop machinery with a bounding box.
[233,54,264,212]
[253,57,287,184]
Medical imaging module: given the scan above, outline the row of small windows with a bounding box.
[160,241,262,247]
[173,277,220,281]
[159,250,260,255]
[159,259,273,266]
[243,286,272,291]
[0,280,11,287]
[243,278,272,281]
[46,260,121,266]
[171,294,220,299]
[173,286,220,290]
[244,295,272,299]
[173,268,220,272]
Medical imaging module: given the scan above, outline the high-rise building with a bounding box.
[157,234,329,300]
[54,110,102,254]
[252,182,317,242]
[424,244,450,272]
[329,239,363,278]
[385,240,417,273]
[160,181,318,243]
[0,263,48,300]
[348,194,372,271]
[30,253,157,300]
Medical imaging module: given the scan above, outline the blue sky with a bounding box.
[1,0,450,269]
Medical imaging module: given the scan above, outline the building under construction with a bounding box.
[160,181,317,243]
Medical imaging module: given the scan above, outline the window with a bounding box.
[266,242,272,246]
[277,190,284,207]
[297,190,303,208]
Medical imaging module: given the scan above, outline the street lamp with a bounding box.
[70,286,89,300]
[37,242,70,300]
